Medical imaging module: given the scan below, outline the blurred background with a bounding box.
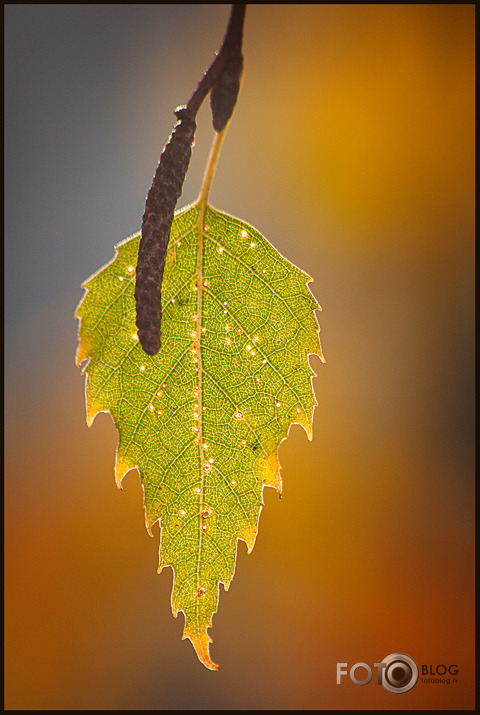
[5,4,474,710]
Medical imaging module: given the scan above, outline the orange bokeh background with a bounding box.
[5,5,474,709]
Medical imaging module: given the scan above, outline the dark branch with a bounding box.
[135,4,246,355]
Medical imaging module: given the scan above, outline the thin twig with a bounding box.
[135,4,246,355]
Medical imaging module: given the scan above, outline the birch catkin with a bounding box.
[210,52,243,132]
[135,107,196,355]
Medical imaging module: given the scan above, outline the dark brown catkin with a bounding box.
[135,107,196,355]
[210,52,243,132]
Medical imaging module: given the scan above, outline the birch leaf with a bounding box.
[75,202,324,670]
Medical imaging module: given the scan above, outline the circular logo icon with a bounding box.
[380,653,419,694]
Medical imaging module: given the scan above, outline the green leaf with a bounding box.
[75,202,324,669]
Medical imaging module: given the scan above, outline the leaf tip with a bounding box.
[188,633,219,671]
